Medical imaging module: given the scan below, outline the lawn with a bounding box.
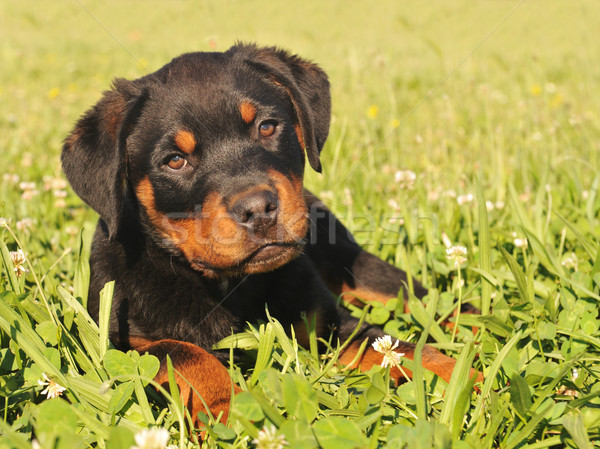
[1,1,600,447]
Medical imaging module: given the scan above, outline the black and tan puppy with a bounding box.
[62,44,462,423]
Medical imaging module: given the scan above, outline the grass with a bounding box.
[1,0,600,447]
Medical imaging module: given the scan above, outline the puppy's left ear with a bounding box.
[237,44,331,173]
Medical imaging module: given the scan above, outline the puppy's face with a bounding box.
[62,44,331,278]
[130,64,309,276]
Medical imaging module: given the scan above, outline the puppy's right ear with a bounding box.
[62,79,147,239]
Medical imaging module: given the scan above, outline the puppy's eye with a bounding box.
[259,121,277,138]
[167,155,187,170]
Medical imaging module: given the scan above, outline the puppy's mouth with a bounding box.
[190,241,303,277]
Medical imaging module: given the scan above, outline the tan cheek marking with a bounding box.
[174,130,196,154]
[135,176,162,224]
[239,101,257,124]
[267,169,308,239]
[174,192,244,266]
[135,177,256,271]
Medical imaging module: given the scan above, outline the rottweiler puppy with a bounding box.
[62,43,463,423]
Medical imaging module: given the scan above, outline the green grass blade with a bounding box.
[408,295,449,344]
[413,289,438,419]
[0,239,20,294]
[470,330,527,427]
[98,281,114,360]
[439,341,475,426]
[481,401,510,449]
[0,295,66,382]
[133,377,155,425]
[476,177,492,316]
[249,323,275,386]
[74,225,92,307]
[562,413,593,449]
[554,210,598,259]
[498,245,530,303]
[504,403,553,449]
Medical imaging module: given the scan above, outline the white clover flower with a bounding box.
[372,335,404,368]
[518,191,531,202]
[9,249,29,278]
[446,245,468,267]
[37,373,67,399]
[495,201,505,210]
[443,189,457,198]
[51,177,68,191]
[513,236,528,249]
[65,226,79,236]
[388,217,404,225]
[53,189,68,198]
[16,218,34,232]
[131,428,170,449]
[318,190,334,202]
[457,193,474,205]
[21,190,39,200]
[561,253,578,271]
[3,173,20,184]
[252,425,288,449]
[0,217,8,228]
[394,170,416,190]
[486,201,495,212]
[19,181,37,191]
[427,189,440,202]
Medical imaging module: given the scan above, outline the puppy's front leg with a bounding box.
[129,337,240,425]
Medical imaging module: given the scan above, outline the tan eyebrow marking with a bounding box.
[239,101,257,124]
[174,130,196,154]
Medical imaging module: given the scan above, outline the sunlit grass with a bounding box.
[1,1,600,447]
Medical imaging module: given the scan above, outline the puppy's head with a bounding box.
[62,44,330,278]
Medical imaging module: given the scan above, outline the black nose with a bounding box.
[229,189,278,233]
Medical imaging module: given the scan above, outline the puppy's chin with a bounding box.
[241,243,304,273]
[189,243,303,279]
